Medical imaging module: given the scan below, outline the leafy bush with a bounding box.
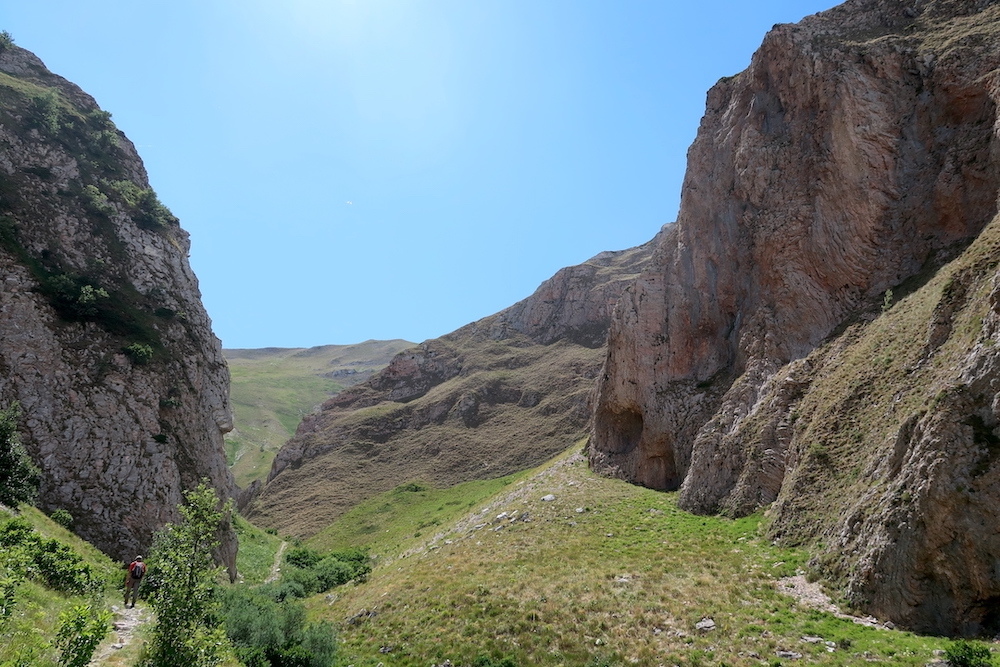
[54,601,112,667]
[0,403,39,507]
[278,546,370,598]
[285,546,322,569]
[49,509,73,530]
[29,90,61,135]
[45,273,110,321]
[142,482,234,667]
[946,640,994,667]
[0,31,14,52]
[219,586,337,667]
[0,516,101,595]
[107,180,178,230]
[125,342,154,365]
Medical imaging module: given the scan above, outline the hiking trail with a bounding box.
[89,603,149,665]
[266,540,288,584]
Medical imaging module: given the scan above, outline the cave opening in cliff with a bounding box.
[594,405,643,455]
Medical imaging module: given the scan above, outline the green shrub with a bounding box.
[45,273,109,321]
[54,601,112,667]
[946,640,994,667]
[0,404,39,507]
[0,31,14,52]
[29,90,61,135]
[219,587,337,666]
[124,342,154,365]
[285,546,322,569]
[50,509,74,529]
[0,516,101,595]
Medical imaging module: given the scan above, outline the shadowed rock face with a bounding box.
[590,0,1000,634]
[251,240,656,538]
[0,46,236,571]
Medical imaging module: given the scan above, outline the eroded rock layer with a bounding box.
[0,45,236,569]
[590,0,1000,634]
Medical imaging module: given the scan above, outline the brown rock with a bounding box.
[590,0,1000,633]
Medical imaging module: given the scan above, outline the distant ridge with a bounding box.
[223,339,414,487]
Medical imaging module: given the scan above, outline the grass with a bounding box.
[223,340,413,487]
[293,445,954,666]
[233,514,284,585]
[0,506,124,666]
[306,474,531,560]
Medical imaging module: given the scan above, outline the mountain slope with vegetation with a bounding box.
[0,36,236,569]
[248,241,657,538]
[224,340,413,488]
[296,446,967,666]
[587,0,1000,634]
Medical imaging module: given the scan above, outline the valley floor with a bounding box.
[298,448,958,667]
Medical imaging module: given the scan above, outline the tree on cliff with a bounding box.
[0,403,39,508]
[142,482,233,667]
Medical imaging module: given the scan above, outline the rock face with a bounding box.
[0,45,236,569]
[590,0,1000,634]
[250,240,656,537]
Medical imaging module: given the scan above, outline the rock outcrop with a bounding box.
[0,44,236,569]
[250,239,656,537]
[590,0,1000,634]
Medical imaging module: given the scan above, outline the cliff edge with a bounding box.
[0,43,237,569]
[590,0,1000,634]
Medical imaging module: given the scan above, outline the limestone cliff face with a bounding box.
[0,45,236,568]
[590,0,1000,634]
[252,240,655,537]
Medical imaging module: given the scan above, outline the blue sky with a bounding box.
[2,1,836,349]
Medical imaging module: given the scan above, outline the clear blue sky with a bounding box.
[2,0,835,349]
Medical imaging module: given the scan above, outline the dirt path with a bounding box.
[266,540,288,584]
[88,603,150,665]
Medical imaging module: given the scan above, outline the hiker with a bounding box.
[124,555,146,607]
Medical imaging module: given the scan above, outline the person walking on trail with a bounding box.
[124,555,146,607]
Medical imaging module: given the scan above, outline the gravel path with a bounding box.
[88,603,150,665]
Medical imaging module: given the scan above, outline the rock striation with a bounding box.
[590,0,1000,634]
[250,239,656,537]
[0,44,236,569]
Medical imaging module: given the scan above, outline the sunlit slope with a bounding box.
[223,340,413,487]
[301,447,951,667]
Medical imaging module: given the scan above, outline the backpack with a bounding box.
[130,561,145,580]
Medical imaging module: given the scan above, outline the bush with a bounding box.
[219,587,337,666]
[0,403,39,507]
[0,516,100,595]
[946,640,994,667]
[124,343,154,365]
[285,547,322,569]
[54,601,112,667]
[50,509,74,530]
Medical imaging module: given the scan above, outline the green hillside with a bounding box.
[223,340,413,487]
[293,445,959,666]
[0,506,123,666]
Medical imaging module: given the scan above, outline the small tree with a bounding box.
[0,403,39,508]
[142,482,234,667]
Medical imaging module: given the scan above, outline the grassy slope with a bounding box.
[0,506,123,666]
[224,340,413,487]
[768,215,1000,563]
[297,447,953,667]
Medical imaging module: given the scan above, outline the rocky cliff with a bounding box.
[0,43,237,569]
[249,239,656,537]
[590,0,1000,635]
